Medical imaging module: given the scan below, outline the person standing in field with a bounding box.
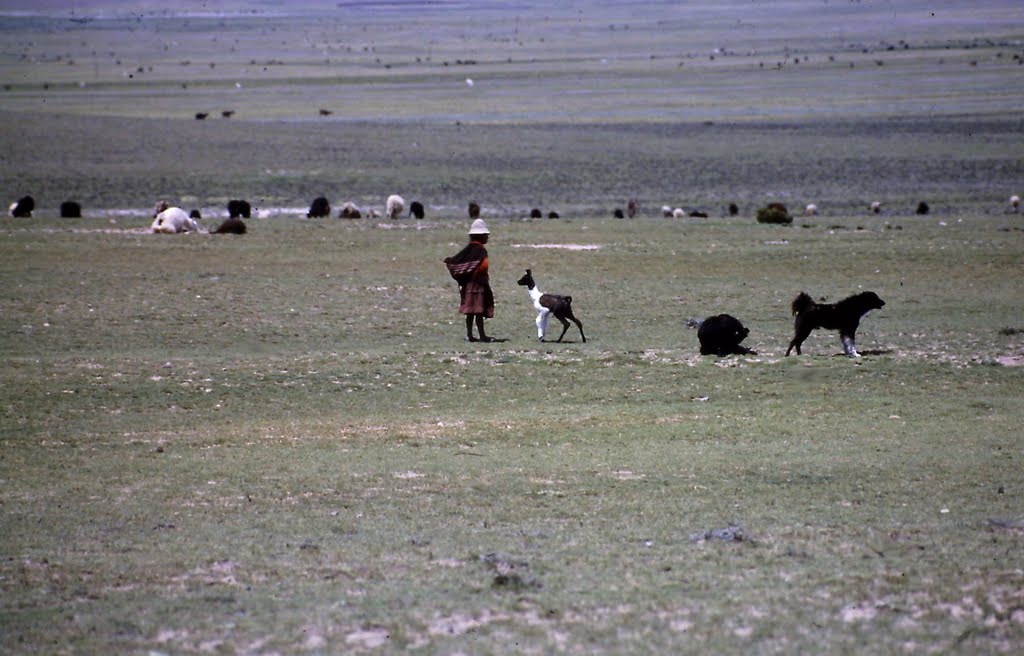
[445,218,495,342]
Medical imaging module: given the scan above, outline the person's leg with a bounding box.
[465,315,477,341]
[475,314,489,341]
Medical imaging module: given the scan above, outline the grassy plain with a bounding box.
[2,1,1024,654]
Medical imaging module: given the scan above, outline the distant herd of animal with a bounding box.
[9,194,1022,229]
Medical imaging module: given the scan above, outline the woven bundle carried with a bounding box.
[444,242,486,284]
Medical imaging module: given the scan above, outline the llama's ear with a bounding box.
[525,268,531,274]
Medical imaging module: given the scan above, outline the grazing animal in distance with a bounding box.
[516,268,586,343]
[151,206,199,233]
[212,216,246,234]
[689,210,708,218]
[805,203,818,216]
[189,209,202,220]
[60,200,82,218]
[662,205,673,217]
[409,200,425,219]
[613,208,625,219]
[194,112,208,120]
[221,110,235,118]
[338,201,362,219]
[1010,195,1020,213]
[916,201,930,215]
[385,194,405,220]
[728,202,739,216]
[307,196,331,218]
[693,314,756,356]
[468,202,481,218]
[318,108,333,116]
[227,199,251,219]
[786,291,886,357]
[870,201,882,214]
[530,208,542,219]
[9,195,34,217]
[547,211,560,219]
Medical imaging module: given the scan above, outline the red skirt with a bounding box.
[459,277,494,317]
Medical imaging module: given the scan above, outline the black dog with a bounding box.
[696,314,755,356]
[786,291,885,357]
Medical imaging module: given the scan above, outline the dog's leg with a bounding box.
[786,321,812,356]
[841,333,859,357]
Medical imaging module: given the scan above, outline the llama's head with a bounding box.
[516,269,535,289]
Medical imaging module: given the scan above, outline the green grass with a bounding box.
[2,212,1022,653]
[2,2,1024,653]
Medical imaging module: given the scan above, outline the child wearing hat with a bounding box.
[444,219,494,342]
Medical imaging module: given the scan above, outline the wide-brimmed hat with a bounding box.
[469,218,490,235]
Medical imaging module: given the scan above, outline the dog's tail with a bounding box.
[791,291,814,316]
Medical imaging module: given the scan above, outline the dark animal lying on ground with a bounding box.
[548,211,560,219]
[60,200,82,218]
[212,217,246,234]
[307,196,331,218]
[10,195,34,217]
[530,208,542,219]
[468,202,481,218]
[195,112,208,120]
[227,199,251,219]
[516,269,586,343]
[409,201,425,219]
[786,291,886,357]
[689,210,709,218]
[916,201,930,215]
[693,314,756,356]
[613,208,625,218]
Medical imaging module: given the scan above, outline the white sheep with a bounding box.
[870,201,882,214]
[804,203,818,216]
[151,206,200,233]
[672,208,686,218]
[1011,195,1020,212]
[385,194,405,220]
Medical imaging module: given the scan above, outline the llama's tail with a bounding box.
[792,292,814,316]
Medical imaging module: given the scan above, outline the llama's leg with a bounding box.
[567,312,586,342]
[554,316,571,342]
[536,309,550,340]
[841,333,859,357]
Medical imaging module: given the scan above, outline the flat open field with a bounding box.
[2,1,1023,654]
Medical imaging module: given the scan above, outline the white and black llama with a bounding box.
[516,269,586,343]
